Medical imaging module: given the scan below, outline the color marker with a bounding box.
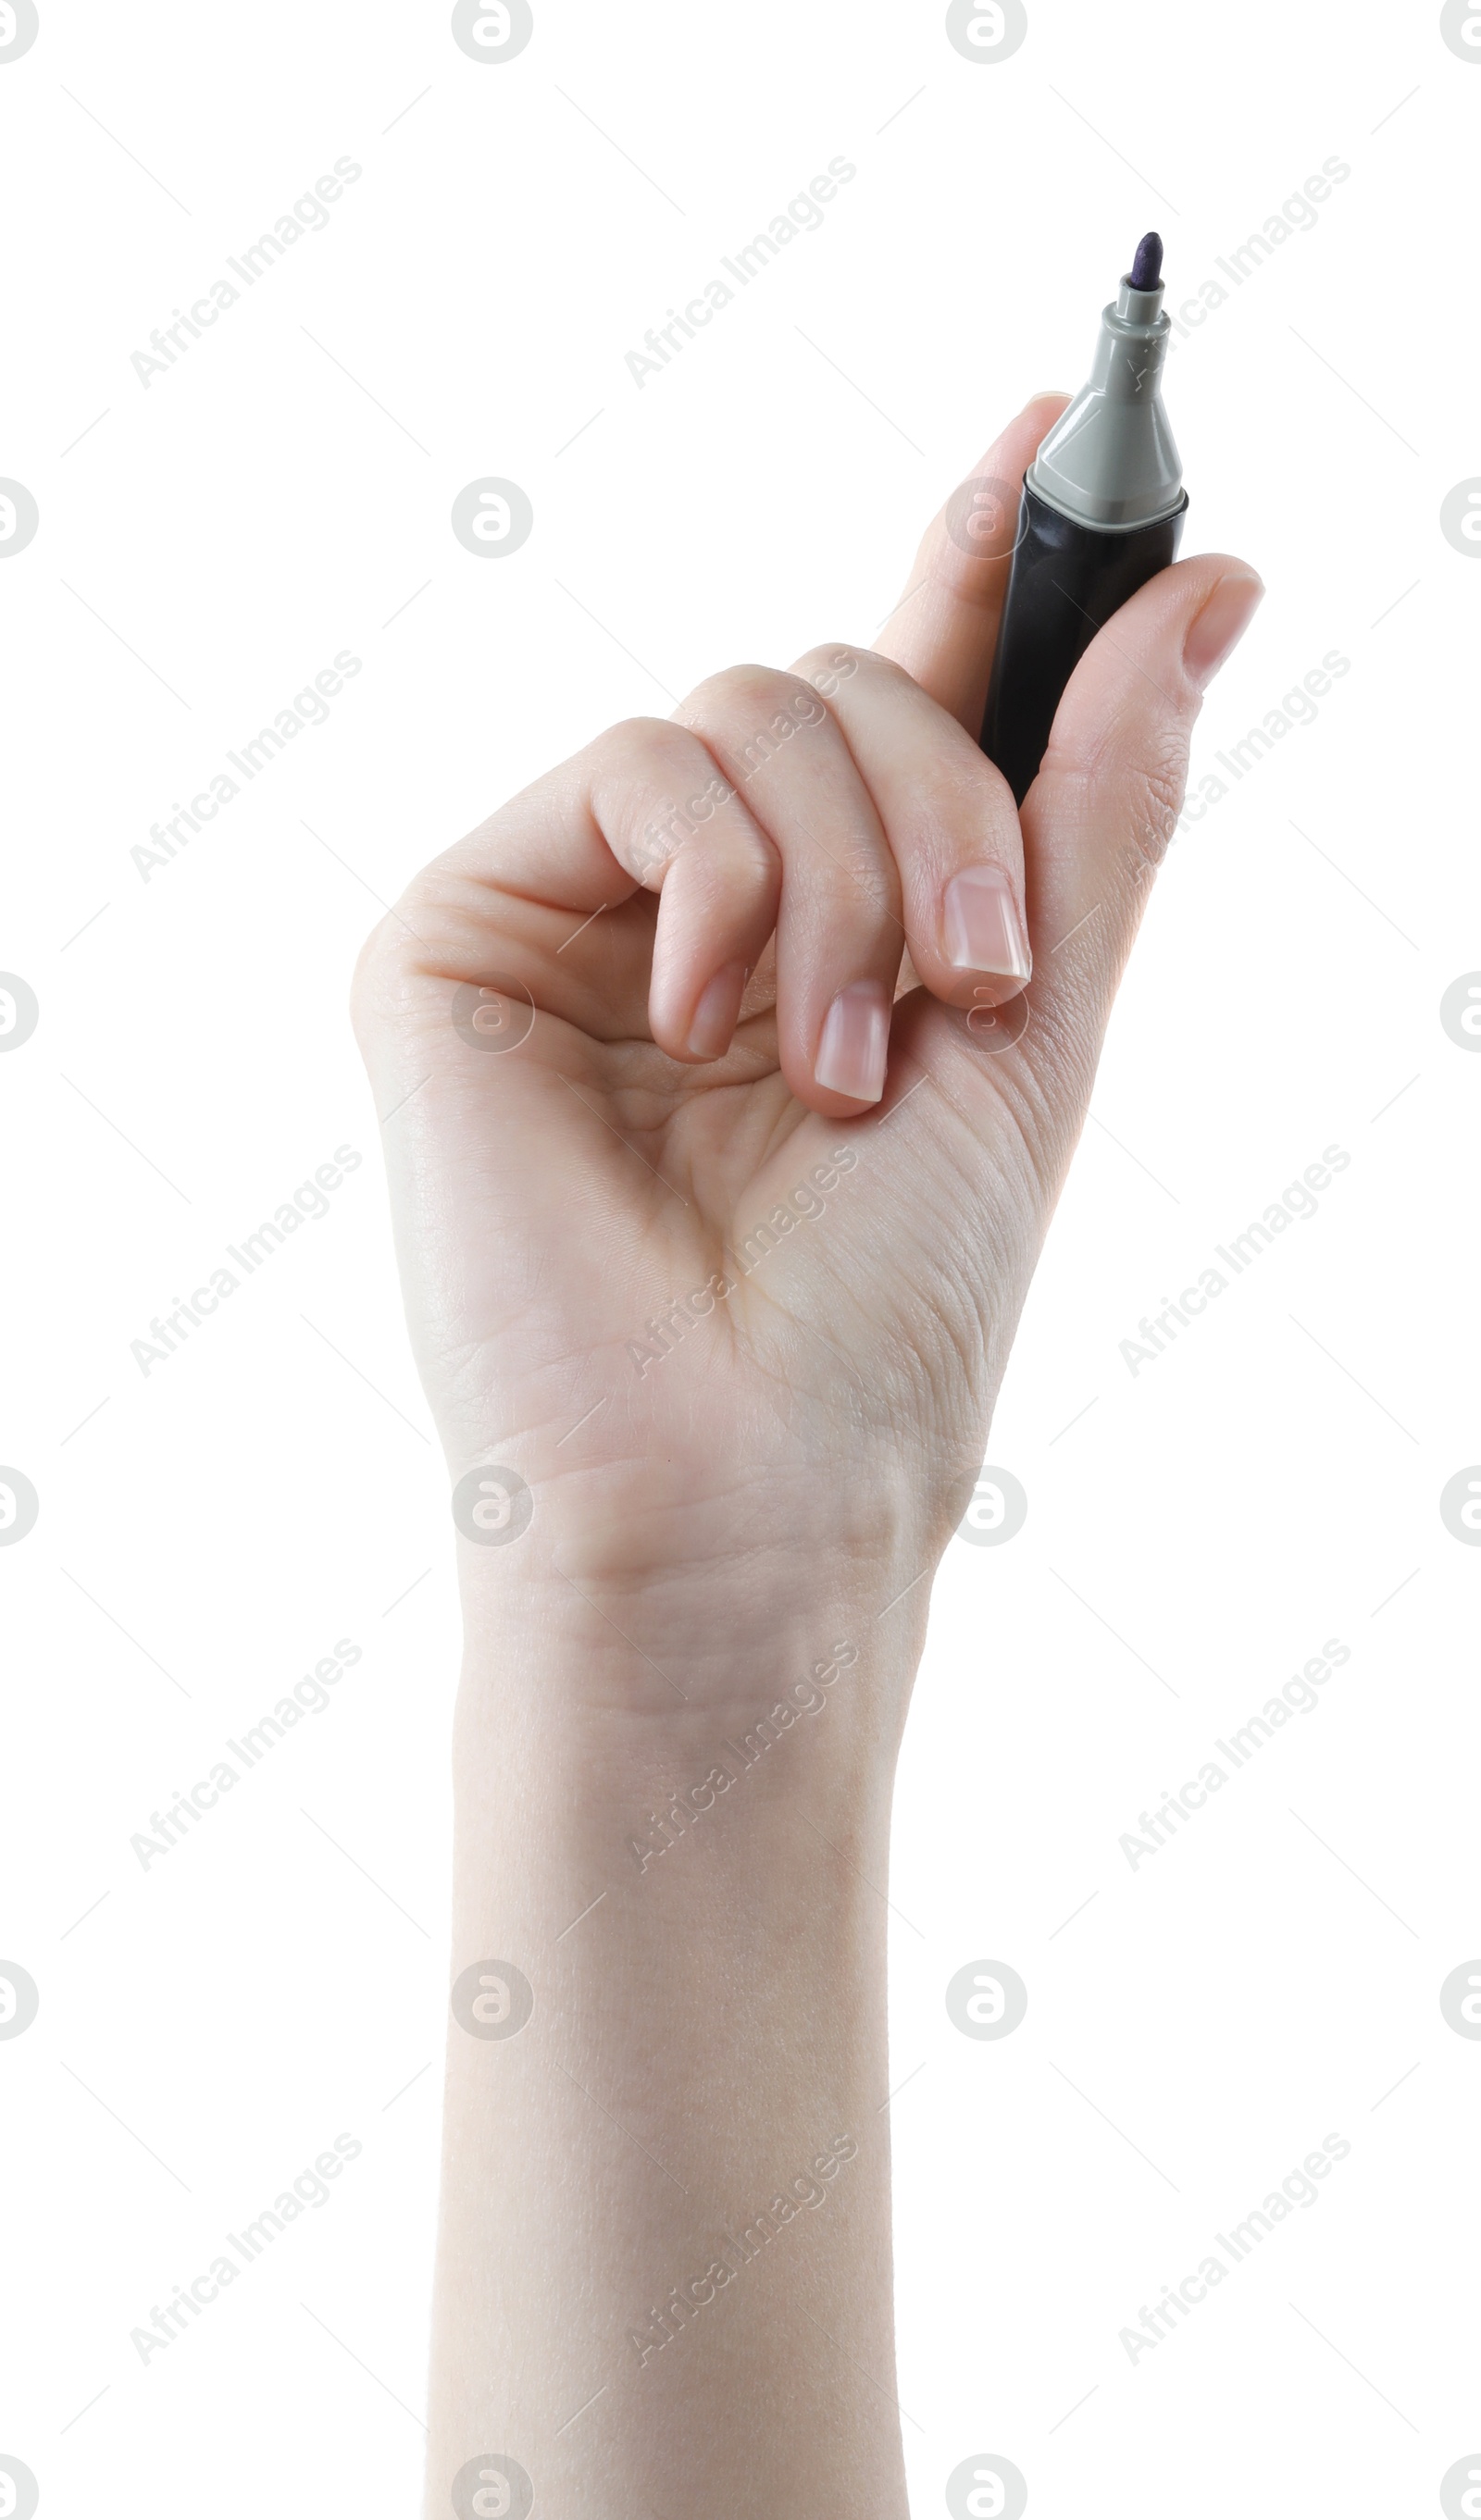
[980,232,1188,803]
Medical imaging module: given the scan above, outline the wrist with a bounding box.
[453,1561,929,1822]
[454,1492,936,1694]
[446,1572,927,1988]
[450,1431,948,1637]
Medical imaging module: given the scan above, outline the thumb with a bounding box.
[880,551,1263,1222]
[1018,554,1263,1040]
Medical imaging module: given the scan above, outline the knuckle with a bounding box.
[929,743,1014,827]
[1048,712,1191,873]
[790,639,875,697]
[584,714,692,782]
[1119,724,1191,867]
[584,720,719,864]
[680,661,797,726]
[678,661,847,795]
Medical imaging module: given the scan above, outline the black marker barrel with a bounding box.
[981,235,1189,806]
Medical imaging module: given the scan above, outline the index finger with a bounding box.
[874,392,1068,734]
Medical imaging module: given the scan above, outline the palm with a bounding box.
[371,887,1044,1575]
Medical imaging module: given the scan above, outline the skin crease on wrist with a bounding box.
[351,390,1261,2517]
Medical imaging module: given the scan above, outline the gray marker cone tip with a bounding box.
[1028,254,1184,530]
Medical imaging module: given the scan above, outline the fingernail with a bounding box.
[815,980,890,1103]
[1183,572,1264,689]
[686,962,747,1060]
[942,864,1032,980]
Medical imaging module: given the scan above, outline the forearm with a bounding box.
[425,1585,921,2520]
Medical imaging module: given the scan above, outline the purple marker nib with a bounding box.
[1129,230,1164,290]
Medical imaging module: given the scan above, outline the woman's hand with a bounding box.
[350,394,1261,2520]
[353,394,1260,1657]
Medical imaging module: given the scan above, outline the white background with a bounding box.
[2,2,1478,2513]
